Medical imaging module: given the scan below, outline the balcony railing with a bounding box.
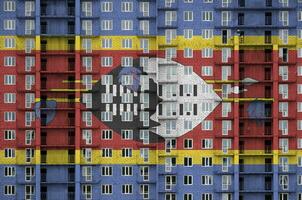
[265,164,272,172]
[68,155,75,163]
[41,173,47,182]
[41,192,47,200]
[68,193,75,200]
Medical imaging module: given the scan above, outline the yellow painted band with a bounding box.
[0,150,301,165]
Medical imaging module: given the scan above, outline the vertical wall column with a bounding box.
[233,35,240,200]
[35,1,41,199]
[272,44,279,200]
[75,0,81,200]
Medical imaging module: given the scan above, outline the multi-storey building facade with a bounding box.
[1,0,302,200]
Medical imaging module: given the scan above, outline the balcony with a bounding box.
[265,164,272,172]
[41,192,47,200]
[68,192,75,200]
[68,155,75,164]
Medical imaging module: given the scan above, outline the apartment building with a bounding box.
[0,0,302,200]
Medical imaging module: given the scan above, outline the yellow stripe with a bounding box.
[62,80,98,83]
[35,98,80,103]
[49,89,88,92]
[0,150,301,165]
[0,36,299,50]
[222,98,274,102]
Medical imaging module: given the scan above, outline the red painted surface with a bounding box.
[0,49,300,151]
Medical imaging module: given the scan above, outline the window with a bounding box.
[222,175,231,190]
[4,185,15,195]
[25,166,34,181]
[222,120,232,135]
[122,38,132,48]
[82,185,92,199]
[202,157,212,167]
[184,157,193,167]
[4,1,15,12]
[202,48,213,58]
[25,75,35,90]
[184,139,193,149]
[184,66,193,75]
[201,175,213,185]
[4,93,16,104]
[222,139,232,153]
[101,20,113,30]
[101,2,113,12]
[82,166,92,181]
[184,48,193,58]
[101,38,112,48]
[222,48,231,63]
[82,20,92,35]
[121,166,133,176]
[184,11,193,21]
[25,130,34,145]
[279,175,289,190]
[82,130,92,145]
[221,11,231,26]
[4,56,15,67]
[139,130,149,144]
[279,84,288,99]
[140,184,149,199]
[82,111,92,126]
[165,11,177,26]
[202,29,213,39]
[202,11,213,21]
[121,57,133,67]
[101,148,112,157]
[298,138,302,149]
[122,184,133,194]
[298,10,302,21]
[101,129,112,140]
[101,166,112,176]
[222,102,231,117]
[25,111,35,127]
[298,66,302,76]
[4,130,15,140]
[121,2,133,12]
[25,1,35,16]
[4,38,15,48]
[101,184,112,194]
[3,20,15,30]
[121,20,133,30]
[101,57,113,67]
[82,2,92,17]
[183,175,193,185]
[298,102,302,112]
[4,148,15,158]
[4,112,16,121]
[279,193,288,200]
[184,29,193,39]
[202,120,213,130]
[4,166,15,177]
[279,11,289,26]
[24,19,35,33]
[140,166,149,181]
[202,139,213,149]
[201,66,213,76]
[139,2,149,16]
[121,130,133,140]
[25,56,35,71]
[122,148,132,157]
[298,175,302,185]
[201,193,213,200]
